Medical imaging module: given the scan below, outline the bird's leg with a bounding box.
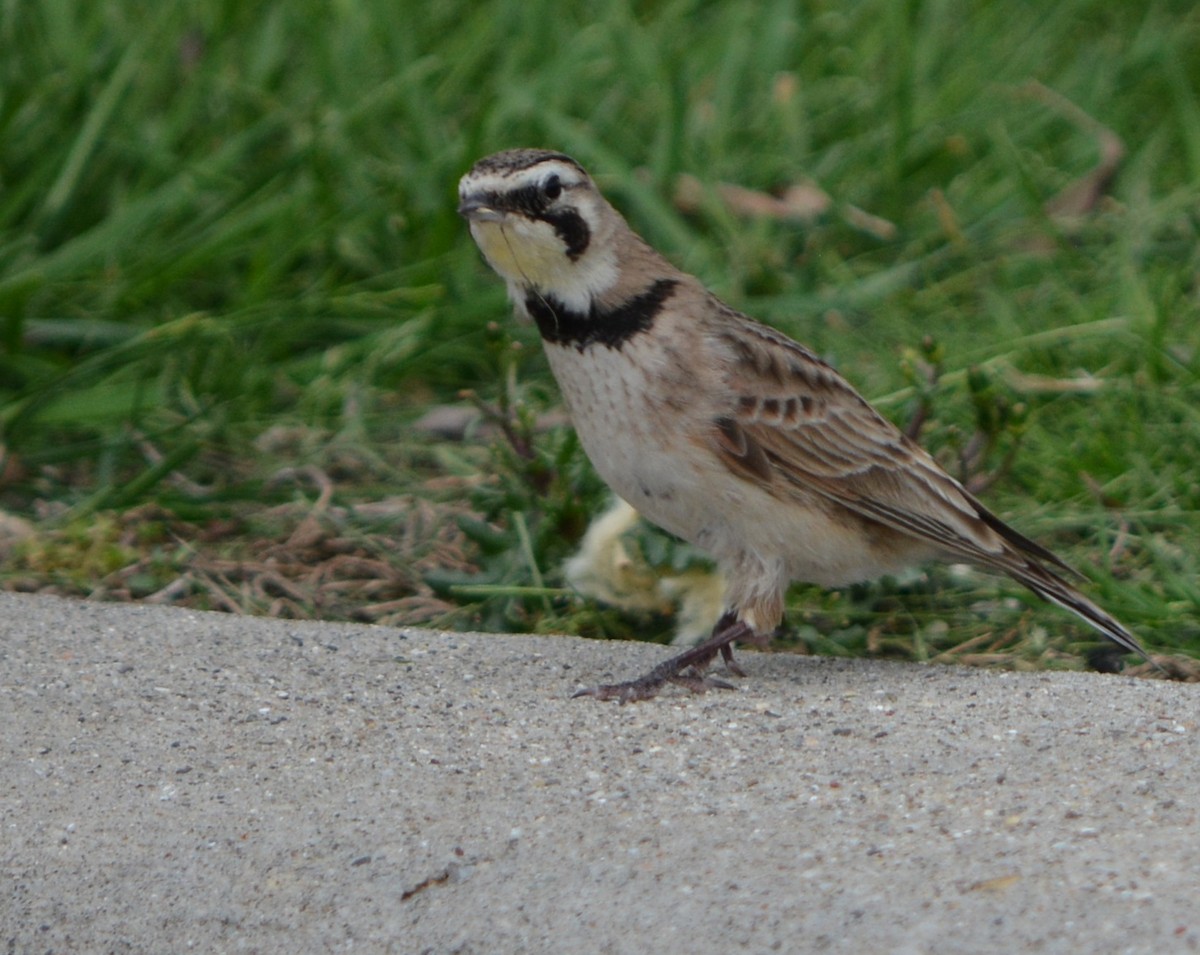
[573,612,757,703]
[718,615,772,676]
[720,642,747,677]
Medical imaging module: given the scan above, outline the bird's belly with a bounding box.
[545,340,698,531]
[545,340,929,588]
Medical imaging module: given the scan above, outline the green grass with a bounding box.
[1,0,1198,670]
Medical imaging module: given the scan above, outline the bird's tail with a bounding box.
[1011,562,1149,661]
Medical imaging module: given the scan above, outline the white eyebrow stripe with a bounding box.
[456,173,517,196]
[459,163,585,197]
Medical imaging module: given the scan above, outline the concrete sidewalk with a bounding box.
[1,592,1196,953]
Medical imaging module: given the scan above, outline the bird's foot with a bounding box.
[720,643,747,677]
[572,667,736,703]
[573,613,757,703]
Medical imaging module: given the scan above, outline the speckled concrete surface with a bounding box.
[1,592,1196,954]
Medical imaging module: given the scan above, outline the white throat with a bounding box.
[469,218,618,314]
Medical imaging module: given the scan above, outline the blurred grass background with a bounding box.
[1,0,1198,668]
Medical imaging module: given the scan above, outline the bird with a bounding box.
[457,147,1150,702]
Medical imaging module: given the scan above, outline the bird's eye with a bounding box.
[543,174,562,201]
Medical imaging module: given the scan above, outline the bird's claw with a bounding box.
[572,667,737,704]
[574,614,756,702]
[720,643,748,677]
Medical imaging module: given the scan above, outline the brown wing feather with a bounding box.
[710,314,1076,576]
[703,307,1148,659]
[712,415,773,483]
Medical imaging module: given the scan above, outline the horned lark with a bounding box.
[458,148,1149,701]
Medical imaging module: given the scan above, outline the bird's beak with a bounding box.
[457,197,506,223]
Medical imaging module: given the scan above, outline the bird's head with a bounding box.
[458,149,621,311]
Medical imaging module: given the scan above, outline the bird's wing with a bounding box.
[708,312,1075,576]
